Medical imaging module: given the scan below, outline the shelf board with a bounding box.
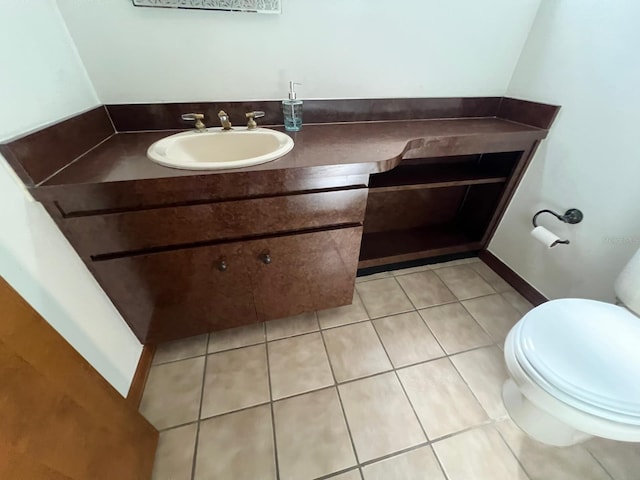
[358,225,482,269]
[368,177,506,193]
[368,163,507,192]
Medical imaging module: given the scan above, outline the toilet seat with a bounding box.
[512,299,640,423]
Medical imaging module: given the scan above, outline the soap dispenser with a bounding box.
[282,81,303,131]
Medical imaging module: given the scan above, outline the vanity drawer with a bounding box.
[63,188,367,257]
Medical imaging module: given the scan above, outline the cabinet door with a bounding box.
[91,242,256,343]
[247,227,363,321]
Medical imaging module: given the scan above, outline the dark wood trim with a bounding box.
[127,344,156,409]
[0,106,114,185]
[479,143,540,247]
[478,250,548,306]
[498,97,561,130]
[1,97,559,189]
[105,97,561,132]
[0,144,35,187]
[357,251,480,276]
[106,97,502,132]
[358,242,482,269]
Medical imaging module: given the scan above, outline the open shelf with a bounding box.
[359,151,522,269]
[358,224,482,268]
[368,162,508,192]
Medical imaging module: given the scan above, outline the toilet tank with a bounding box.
[615,247,640,316]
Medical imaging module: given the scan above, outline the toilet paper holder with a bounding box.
[532,208,584,245]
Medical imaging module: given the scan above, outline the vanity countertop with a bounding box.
[41,117,547,187]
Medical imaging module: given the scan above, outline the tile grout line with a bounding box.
[153,287,508,369]
[154,402,278,432]
[209,323,267,354]
[150,258,553,479]
[380,275,492,375]
[261,324,281,480]
[316,288,370,330]
[431,265,497,302]
[153,330,508,431]
[189,333,211,480]
[410,304,488,480]
[366,307,452,480]
[154,258,518,470]
[391,270,465,320]
[367,315,429,435]
[493,425,535,480]
[314,466,364,480]
[468,260,518,297]
[156,419,200,434]
[354,278,415,320]
[355,273,394,284]
[267,311,321,344]
[197,400,272,424]
[364,277,493,480]
[357,441,431,467]
[154,332,288,366]
[584,448,617,480]
[426,298,532,478]
[443,316,510,427]
[428,418,497,444]
[353,439,453,480]
[265,310,318,342]
[390,275,422,312]
[457,299,504,345]
[390,265,433,277]
[318,325,363,472]
[448,351,496,416]
[418,299,497,351]
[428,444,452,480]
[413,303,450,358]
[157,358,538,473]
[152,352,208,367]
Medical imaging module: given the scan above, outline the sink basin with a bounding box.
[147,127,294,170]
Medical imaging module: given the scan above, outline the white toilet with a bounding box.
[502,248,640,446]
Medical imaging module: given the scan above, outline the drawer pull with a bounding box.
[217,259,228,272]
[260,253,272,265]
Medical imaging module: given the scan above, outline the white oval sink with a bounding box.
[147,127,294,170]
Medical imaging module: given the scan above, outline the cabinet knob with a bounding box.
[217,259,228,272]
[260,253,272,265]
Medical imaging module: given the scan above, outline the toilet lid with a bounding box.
[515,299,640,418]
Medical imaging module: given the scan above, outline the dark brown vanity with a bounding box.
[362,150,525,267]
[1,97,558,344]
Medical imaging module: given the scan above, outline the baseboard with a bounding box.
[357,251,479,277]
[127,344,156,409]
[478,250,548,306]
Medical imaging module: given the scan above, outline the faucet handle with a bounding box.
[245,111,265,130]
[181,113,206,131]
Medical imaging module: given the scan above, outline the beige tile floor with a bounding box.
[142,257,640,480]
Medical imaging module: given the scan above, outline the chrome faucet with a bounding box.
[181,113,206,132]
[218,110,232,130]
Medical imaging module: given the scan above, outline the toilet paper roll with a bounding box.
[531,226,563,248]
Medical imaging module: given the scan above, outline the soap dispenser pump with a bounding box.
[282,81,303,132]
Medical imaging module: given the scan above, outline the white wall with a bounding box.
[0,0,142,396]
[56,0,541,103]
[490,0,640,302]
